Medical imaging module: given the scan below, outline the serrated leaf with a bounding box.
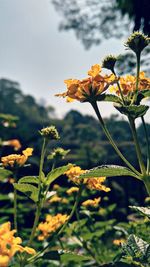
[129,206,150,219]
[60,252,92,262]
[0,168,12,179]
[97,93,122,104]
[80,165,137,179]
[18,176,39,185]
[46,164,72,185]
[122,234,150,261]
[114,104,149,119]
[13,183,39,202]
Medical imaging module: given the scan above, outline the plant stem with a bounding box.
[58,185,83,235]
[143,176,150,197]
[132,52,141,104]
[141,116,150,174]
[91,102,141,177]
[112,70,125,105]
[27,204,41,246]
[128,116,146,175]
[14,188,18,232]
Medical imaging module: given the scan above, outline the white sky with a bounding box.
[0,0,130,118]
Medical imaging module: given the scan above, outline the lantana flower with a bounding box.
[1,148,33,168]
[38,214,69,241]
[0,222,36,267]
[56,64,117,102]
[82,197,101,207]
[110,72,150,96]
[65,166,110,192]
[2,139,21,151]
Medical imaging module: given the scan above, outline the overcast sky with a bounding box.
[0,0,127,118]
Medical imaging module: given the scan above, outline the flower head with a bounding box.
[125,32,149,54]
[66,187,79,195]
[102,55,118,72]
[82,197,101,208]
[110,72,150,96]
[86,177,111,192]
[0,222,36,267]
[48,147,70,161]
[65,166,86,184]
[1,148,33,168]
[113,239,125,246]
[40,126,60,140]
[56,64,117,102]
[38,214,69,241]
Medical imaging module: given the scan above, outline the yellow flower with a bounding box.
[113,239,125,246]
[0,222,36,267]
[86,177,111,192]
[110,72,150,95]
[56,64,117,102]
[82,197,101,207]
[66,187,79,195]
[2,139,21,151]
[38,214,69,241]
[1,148,33,168]
[65,166,86,184]
[52,184,60,190]
[49,195,62,203]
[65,166,110,192]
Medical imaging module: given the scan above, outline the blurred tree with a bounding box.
[52,0,150,49]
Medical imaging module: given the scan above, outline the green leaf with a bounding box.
[18,176,39,185]
[114,104,149,119]
[122,234,150,261]
[129,206,150,219]
[13,183,39,202]
[80,165,137,179]
[97,93,122,104]
[46,164,72,185]
[42,250,91,263]
[137,89,150,104]
[0,168,12,180]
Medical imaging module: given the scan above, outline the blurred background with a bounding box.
[0,0,150,218]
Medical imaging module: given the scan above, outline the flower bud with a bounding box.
[125,32,149,54]
[102,55,118,72]
[40,126,60,140]
[47,147,70,161]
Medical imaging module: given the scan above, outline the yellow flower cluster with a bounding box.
[113,239,125,246]
[65,166,110,192]
[82,197,101,207]
[66,187,79,195]
[110,72,150,95]
[0,222,36,267]
[38,214,69,241]
[1,148,33,168]
[49,195,68,204]
[56,64,117,102]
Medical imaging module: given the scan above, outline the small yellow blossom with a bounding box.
[65,166,86,184]
[66,187,79,195]
[2,139,21,151]
[82,197,101,207]
[1,148,33,168]
[56,64,117,102]
[65,166,110,192]
[38,214,69,241]
[113,239,126,246]
[86,177,111,192]
[110,72,150,96]
[49,195,62,203]
[53,184,60,190]
[0,222,36,267]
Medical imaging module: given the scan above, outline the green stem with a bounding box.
[91,102,141,177]
[27,204,41,246]
[14,188,18,232]
[132,52,141,104]
[143,176,150,197]
[112,70,125,105]
[141,116,150,174]
[58,185,83,235]
[128,116,146,175]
